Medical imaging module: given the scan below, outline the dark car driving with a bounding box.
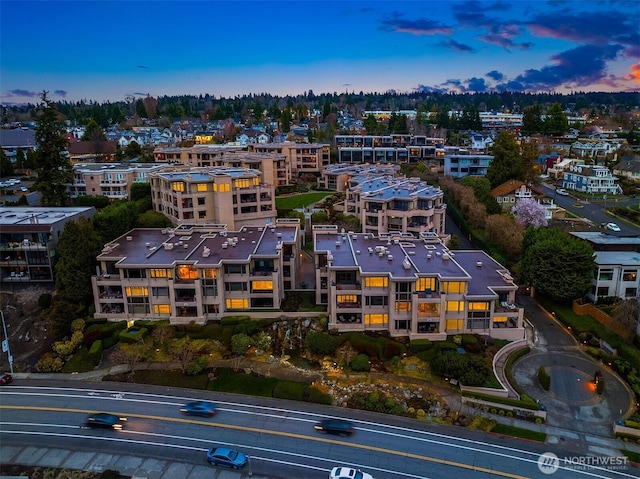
[180,401,217,417]
[0,373,13,385]
[313,418,355,436]
[83,413,127,430]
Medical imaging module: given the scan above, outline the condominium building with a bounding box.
[154,145,289,186]
[344,175,447,237]
[92,220,301,324]
[588,251,639,304]
[335,135,445,165]
[313,226,524,341]
[0,207,96,285]
[443,152,493,178]
[318,163,400,192]
[69,162,169,200]
[246,142,331,174]
[149,166,276,229]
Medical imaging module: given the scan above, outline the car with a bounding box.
[556,188,569,196]
[605,222,621,232]
[329,466,374,479]
[314,418,355,436]
[180,401,216,417]
[83,412,127,430]
[20,186,28,192]
[0,373,13,385]
[206,447,247,469]
[539,174,550,179]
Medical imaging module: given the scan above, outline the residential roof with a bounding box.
[491,180,527,197]
[0,128,36,148]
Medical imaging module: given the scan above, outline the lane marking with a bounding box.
[1,405,527,478]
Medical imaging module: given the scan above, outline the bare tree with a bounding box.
[610,300,640,344]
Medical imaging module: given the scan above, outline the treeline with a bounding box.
[3,90,639,129]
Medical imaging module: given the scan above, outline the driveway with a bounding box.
[513,295,636,455]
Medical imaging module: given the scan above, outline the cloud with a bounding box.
[380,12,452,36]
[486,70,504,81]
[137,65,150,69]
[626,62,640,84]
[414,84,448,94]
[466,77,488,92]
[5,89,39,98]
[497,44,624,91]
[437,39,475,53]
[53,90,67,97]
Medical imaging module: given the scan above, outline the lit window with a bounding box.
[364,277,388,288]
[150,269,172,278]
[395,301,411,312]
[196,183,208,192]
[416,277,435,292]
[125,286,148,297]
[153,304,171,314]
[364,313,388,325]
[468,301,489,310]
[226,298,248,309]
[446,301,464,312]
[171,182,184,192]
[251,280,273,291]
[337,295,358,303]
[177,265,198,280]
[446,318,463,331]
[442,281,466,293]
[202,268,217,278]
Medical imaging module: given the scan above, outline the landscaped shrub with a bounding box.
[416,349,436,362]
[185,356,209,376]
[306,387,333,405]
[273,380,309,401]
[88,339,103,366]
[434,341,459,352]
[409,339,433,354]
[305,331,338,355]
[382,339,406,359]
[350,354,371,372]
[62,347,93,373]
[220,315,251,326]
[234,320,262,336]
[231,333,253,355]
[119,327,149,344]
[38,293,52,309]
[431,350,490,386]
[596,375,605,395]
[538,366,551,391]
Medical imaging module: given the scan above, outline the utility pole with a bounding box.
[1,310,14,374]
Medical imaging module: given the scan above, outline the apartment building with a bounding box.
[92,220,301,324]
[344,175,446,237]
[443,152,493,178]
[318,163,400,192]
[149,166,276,229]
[335,135,445,165]
[69,162,168,200]
[246,142,331,174]
[154,145,289,186]
[313,226,524,341]
[0,207,96,285]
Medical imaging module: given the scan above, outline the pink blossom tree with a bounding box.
[512,198,548,227]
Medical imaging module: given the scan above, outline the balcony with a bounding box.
[337,314,361,324]
[336,302,361,309]
[333,282,361,290]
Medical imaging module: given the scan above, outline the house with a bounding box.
[0,128,37,164]
[612,157,640,183]
[470,134,494,151]
[68,140,118,162]
[562,164,622,195]
[237,129,270,145]
[443,152,493,179]
[491,180,533,211]
[587,251,640,304]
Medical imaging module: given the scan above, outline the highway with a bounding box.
[1,381,637,479]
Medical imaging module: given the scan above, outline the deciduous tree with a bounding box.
[512,198,548,228]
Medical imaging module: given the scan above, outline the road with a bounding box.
[1,381,637,479]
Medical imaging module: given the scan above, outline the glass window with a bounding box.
[364,313,388,325]
[446,301,464,312]
[365,296,388,306]
[395,301,411,312]
[598,269,614,281]
[442,281,466,293]
[150,268,172,278]
[176,264,198,280]
[468,301,489,310]
[416,277,435,292]
[446,318,463,331]
[225,264,246,274]
[202,268,217,278]
[153,304,171,314]
[364,277,388,288]
[196,183,208,192]
[226,298,248,309]
[623,270,637,282]
[251,280,273,291]
[171,182,184,192]
[625,288,637,297]
[125,286,148,297]
[225,282,247,291]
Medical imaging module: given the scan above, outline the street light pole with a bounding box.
[1,310,14,374]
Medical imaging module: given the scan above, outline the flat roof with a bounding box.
[594,251,640,265]
[0,207,94,226]
[571,231,640,245]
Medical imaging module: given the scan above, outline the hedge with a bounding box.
[62,347,93,373]
[220,316,252,326]
[462,391,542,410]
[272,380,309,401]
[538,366,551,391]
[306,387,333,405]
[409,339,433,354]
[88,339,103,367]
[119,327,149,344]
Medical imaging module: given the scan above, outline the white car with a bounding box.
[329,467,374,479]
[539,174,549,179]
[605,223,621,232]
[556,188,569,196]
[20,186,28,192]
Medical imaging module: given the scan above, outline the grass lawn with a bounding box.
[276,192,331,210]
[622,449,640,464]
[208,367,279,397]
[131,369,210,389]
[491,423,547,442]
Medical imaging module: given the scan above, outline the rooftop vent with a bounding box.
[335,241,340,247]
[476,261,483,268]
[126,236,133,241]
[387,254,393,261]
[164,243,174,250]
[202,247,211,257]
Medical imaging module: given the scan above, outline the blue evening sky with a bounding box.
[1,0,639,104]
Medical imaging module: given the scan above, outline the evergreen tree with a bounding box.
[364,114,378,135]
[55,217,103,305]
[486,131,525,188]
[81,118,107,141]
[15,148,25,170]
[0,148,14,176]
[32,92,72,206]
[281,108,292,133]
[522,104,543,135]
[543,103,569,136]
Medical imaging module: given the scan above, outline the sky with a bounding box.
[1,0,639,105]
